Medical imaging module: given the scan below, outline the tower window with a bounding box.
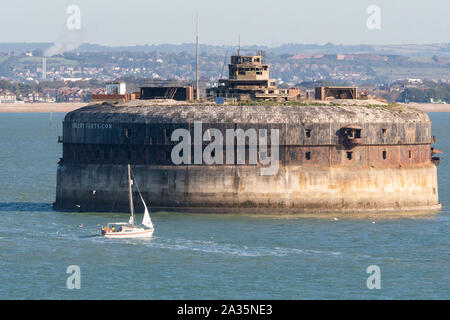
[305,152,311,160]
[382,151,387,159]
[347,152,353,160]
[305,129,311,138]
[409,150,412,159]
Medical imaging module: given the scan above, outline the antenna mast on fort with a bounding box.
[195,15,200,101]
[238,34,240,55]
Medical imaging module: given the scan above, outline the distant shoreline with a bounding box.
[407,103,450,113]
[0,103,86,113]
[0,102,449,113]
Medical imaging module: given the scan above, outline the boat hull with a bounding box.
[103,229,154,239]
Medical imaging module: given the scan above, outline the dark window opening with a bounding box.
[305,129,311,138]
[382,129,387,137]
[306,152,311,160]
[409,150,412,159]
[345,128,361,139]
[347,152,353,160]
[383,151,387,159]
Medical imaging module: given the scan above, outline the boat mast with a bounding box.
[128,164,135,225]
[195,14,199,101]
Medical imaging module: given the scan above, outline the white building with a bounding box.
[106,82,127,95]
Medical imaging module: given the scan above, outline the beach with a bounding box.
[407,103,450,112]
[0,103,86,113]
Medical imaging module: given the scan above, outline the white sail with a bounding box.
[129,165,154,230]
[128,215,135,226]
[140,194,153,229]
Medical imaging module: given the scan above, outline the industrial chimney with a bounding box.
[42,57,47,80]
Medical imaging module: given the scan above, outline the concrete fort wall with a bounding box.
[54,104,441,214]
[55,163,439,213]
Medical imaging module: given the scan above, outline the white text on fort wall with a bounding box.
[72,123,113,129]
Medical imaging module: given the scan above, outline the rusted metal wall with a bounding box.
[61,120,432,167]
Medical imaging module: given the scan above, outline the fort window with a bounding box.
[306,152,311,160]
[382,129,387,137]
[259,151,267,161]
[290,151,296,161]
[347,152,353,160]
[344,128,361,139]
[383,151,387,160]
[305,129,311,138]
[409,150,412,159]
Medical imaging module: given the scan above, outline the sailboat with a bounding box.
[101,164,154,238]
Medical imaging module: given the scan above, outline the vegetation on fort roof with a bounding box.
[233,100,390,108]
[234,101,324,107]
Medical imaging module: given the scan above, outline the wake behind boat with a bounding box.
[101,164,154,239]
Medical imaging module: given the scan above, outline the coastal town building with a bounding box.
[315,86,358,100]
[0,89,16,103]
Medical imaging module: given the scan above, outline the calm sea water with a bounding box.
[0,112,448,300]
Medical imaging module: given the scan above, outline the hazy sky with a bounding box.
[1,0,448,46]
